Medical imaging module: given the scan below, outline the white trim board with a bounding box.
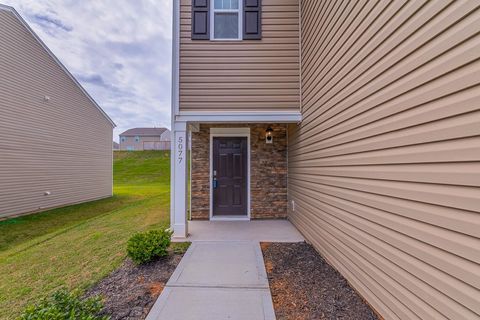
[209,128,251,221]
[170,0,181,233]
[0,5,116,127]
[171,0,180,117]
[176,112,302,123]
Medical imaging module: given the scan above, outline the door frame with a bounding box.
[209,127,251,221]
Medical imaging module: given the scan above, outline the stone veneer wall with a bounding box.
[190,124,288,220]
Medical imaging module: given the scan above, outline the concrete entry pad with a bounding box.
[167,241,269,288]
[177,220,304,242]
[146,241,276,320]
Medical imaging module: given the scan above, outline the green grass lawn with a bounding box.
[0,151,171,319]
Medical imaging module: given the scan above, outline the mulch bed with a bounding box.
[261,242,379,320]
[86,252,185,320]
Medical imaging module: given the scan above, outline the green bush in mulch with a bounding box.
[19,289,108,320]
[171,241,191,254]
[126,229,172,264]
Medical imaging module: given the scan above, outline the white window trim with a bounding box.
[209,128,251,221]
[210,0,243,41]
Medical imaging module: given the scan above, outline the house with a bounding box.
[119,127,171,151]
[170,1,480,319]
[0,5,115,219]
[113,141,120,150]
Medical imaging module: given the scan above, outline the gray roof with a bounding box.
[120,127,168,137]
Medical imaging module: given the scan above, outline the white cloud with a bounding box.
[3,0,173,141]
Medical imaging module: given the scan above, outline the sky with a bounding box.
[4,0,173,141]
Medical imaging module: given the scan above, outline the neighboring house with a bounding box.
[0,5,115,219]
[113,141,120,150]
[171,1,480,319]
[119,127,171,151]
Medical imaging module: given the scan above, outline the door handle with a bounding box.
[213,169,217,188]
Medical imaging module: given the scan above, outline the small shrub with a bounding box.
[127,229,172,264]
[20,289,108,320]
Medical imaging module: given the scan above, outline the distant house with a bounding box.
[113,141,120,150]
[0,5,115,219]
[119,128,170,151]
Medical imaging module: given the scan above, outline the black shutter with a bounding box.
[243,0,262,40]
[191,0,209,40]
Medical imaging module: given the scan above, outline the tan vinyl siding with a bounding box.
[289,1,480,319]
[0,9,113,219]
[179,0,300,112]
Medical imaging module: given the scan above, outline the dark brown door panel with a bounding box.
[213,137,248,216]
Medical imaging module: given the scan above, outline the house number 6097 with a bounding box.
[177,136,183,164]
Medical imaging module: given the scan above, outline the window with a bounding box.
[191,0,261,40]
[135,136,140,142]
[121,137,126,142]
[211,0,242,40]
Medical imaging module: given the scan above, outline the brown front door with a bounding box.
[212,137,248,216]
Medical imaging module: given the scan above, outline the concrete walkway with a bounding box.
[147,221,304,319]
[146,241,276,320]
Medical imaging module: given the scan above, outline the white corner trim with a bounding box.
[0,5,116,127]
[172,0,180,117]
[170,1,183,237]
[170,1,179,233]
[209,128,251,221]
